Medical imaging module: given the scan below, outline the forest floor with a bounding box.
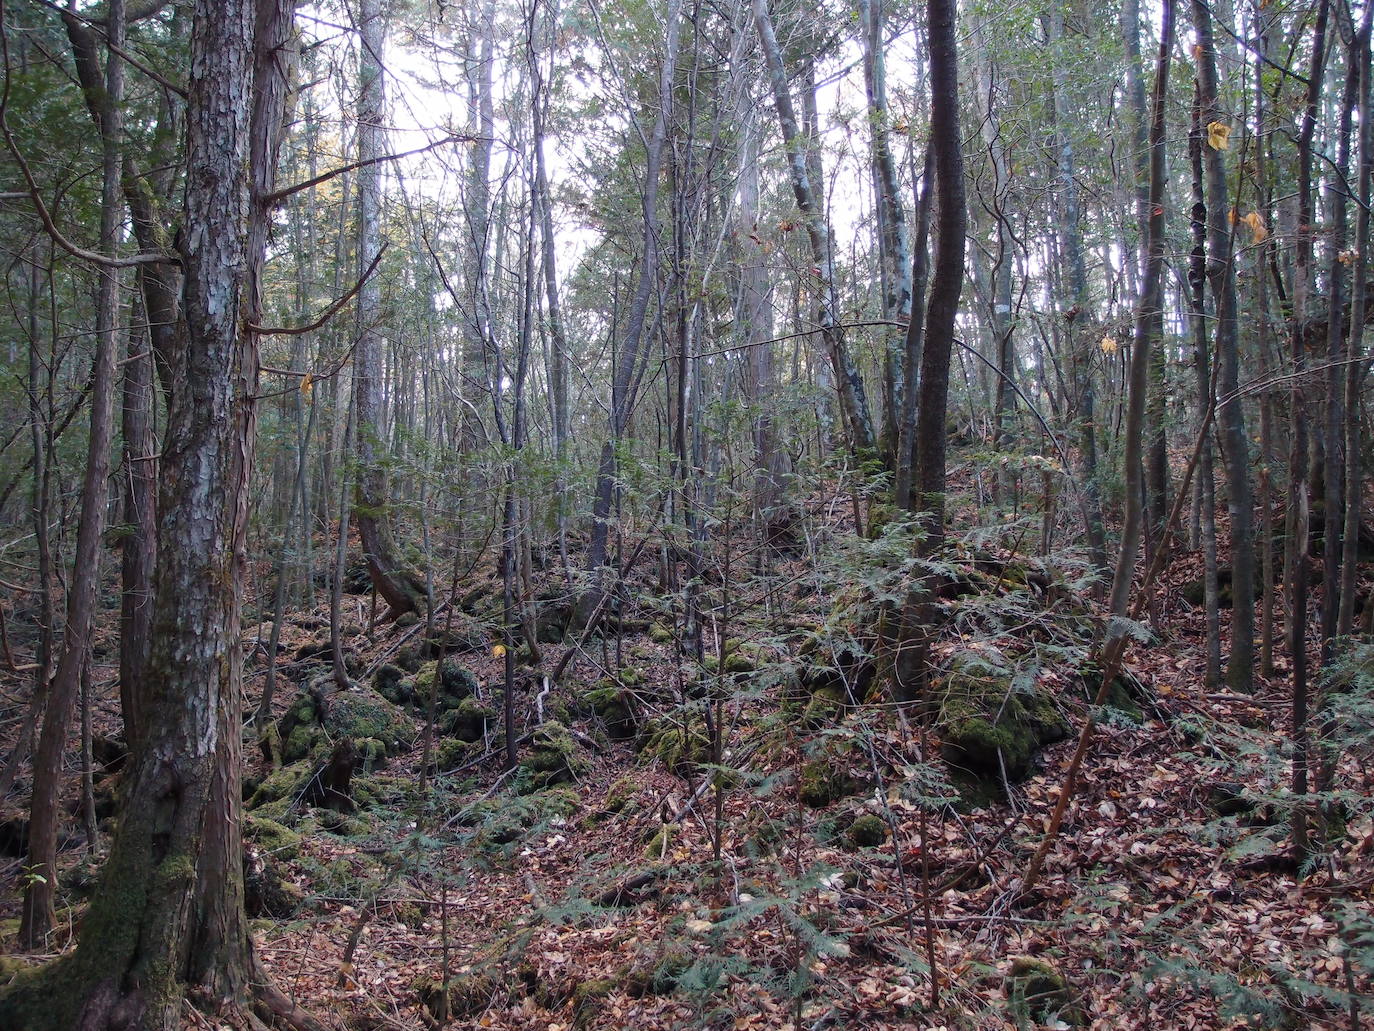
[1,492,1372,1031]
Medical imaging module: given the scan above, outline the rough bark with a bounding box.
[0,3,316,1028]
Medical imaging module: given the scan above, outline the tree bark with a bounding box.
[352,0,421,617]
[20,0,124,948]
[0,4,317,1028]
[753,0,876,457]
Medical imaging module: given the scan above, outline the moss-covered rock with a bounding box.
[572,977,618,1026]
[244,815,302,860]
[845,813,888,849]
[517,721,588,792]
[415,969,498,1021]
[324,689,416,756]
[1004,956,1083,1027]
[936,648,1068,782]
[414,658,479,705]
[798,759,862,808]
[372,663,408,704]
[637,715,709,776]
[431,737,480,772]
[800,684,847,728]
[1079,664,1147,722]
[643,822,676,859]
[247,761,312,812]
[439,696,494,742]
[585,683,638,740]
[648,622,675,644]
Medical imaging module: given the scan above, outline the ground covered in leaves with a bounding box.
[2,498,1372,1031]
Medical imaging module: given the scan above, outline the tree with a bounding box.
[0,1,320,1026]
[353,0,423,617]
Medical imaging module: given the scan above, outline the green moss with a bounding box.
[937,649,1069,782]
[325,690,416,754]
[373,663,409,703]
[244,815,302,860]
[1005,956,1083,1027]
[801,684,847,727]
[441,696,493,742]
[586,684,638,740]
[643,822,676,859]
[648,622,675,644]
[433,738,480,771]
[600,776,637,818]
[517,721,588,792]
[572,977,618,1025]
[798,759,859,808]
[248,761,311,810]
[845,813,888,849]
[637,716,709,776]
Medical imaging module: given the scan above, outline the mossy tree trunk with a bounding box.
[0,3,319,1028]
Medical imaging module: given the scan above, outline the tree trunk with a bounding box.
[352,0,421,617]
[753,0,876,457]
[0,4,319,1028]
[1285,0,1331,866]
[20,0,124,948]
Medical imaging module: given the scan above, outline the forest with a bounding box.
[0,0,1371,1027]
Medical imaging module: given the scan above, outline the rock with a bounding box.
[637,715,709,776]
[1004,956,1083,1027]
[518,721,588,791]
[414,658,478,706]
[936,648,1068,782]
[324,688,417,757]
[585,682,638,740]
[244,814,302,860]
[845,813,888,849]
[441,696,494,743]
[798,758,862,808]
[372,663,408,703]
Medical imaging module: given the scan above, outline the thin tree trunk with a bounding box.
[353,0,420,617]
[20,0,124,947]
[1194,0,1255,693]
[753,0,876,457]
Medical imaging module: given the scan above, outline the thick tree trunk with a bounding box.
[0,4,316,1028]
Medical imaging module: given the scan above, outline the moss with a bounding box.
[441,696,493,742]
[637,716,709,776]
[325,690,417,754]
[937,649,1069,782]
[517,721,588,792]
[154,853,194,889]
[586,684,638,740]
[414,969,497,1021]
[244,815,302,860]
[248,761,310,810]
[643,822,676,859]
[599,776,637,818]
[648,622,675,644]
[845,813,888,849]
[572,977,618,1025]
[625,947,694,997]
[798,758,860,808]
[372,663,409,704]
[433,738,480,771]
[801,684,847,727]
[1005,956,1083,1027]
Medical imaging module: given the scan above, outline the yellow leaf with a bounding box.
[1243,211,1268,244]
[492,644,506,657]
[300,372,313,396]
[1100,335,1119,355]
[1207,121,1231,151]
